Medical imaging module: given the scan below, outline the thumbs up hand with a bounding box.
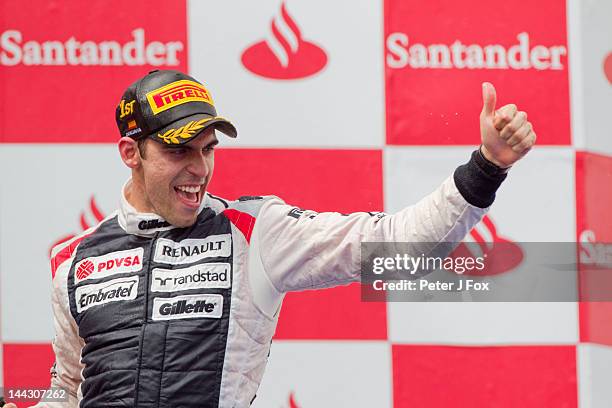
[479,82,536,168]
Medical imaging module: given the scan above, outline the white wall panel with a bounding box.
[188,0,384,148]
[578,343,612,408]
[384,146,579,344]
[252,341,392,407]
[573,0,612,155]
[0,145,130,341]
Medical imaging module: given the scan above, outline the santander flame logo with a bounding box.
[604,52,612,85]
[451,215,523,276]
[241,1,328,80]
[49,196,106,257]
[285,392,301,408]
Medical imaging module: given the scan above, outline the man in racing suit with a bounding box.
[14,70,535,408]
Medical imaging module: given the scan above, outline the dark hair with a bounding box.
[137,137,148,159]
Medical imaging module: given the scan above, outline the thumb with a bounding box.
[481,82,497,117]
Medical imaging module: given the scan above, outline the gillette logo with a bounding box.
[152,294,223,321]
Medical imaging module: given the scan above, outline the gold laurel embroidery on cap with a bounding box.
[157,118,214,144]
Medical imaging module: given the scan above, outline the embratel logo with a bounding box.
[451,215,523,276]
[146,80,214,115]
[76,276,139,313]
[241,1,327,80]
[604,52,612,84]
[0,29,183,66]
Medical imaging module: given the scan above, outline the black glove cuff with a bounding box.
[453,148,509,208]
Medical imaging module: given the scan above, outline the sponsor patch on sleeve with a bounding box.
[238,196,264,201]
[287,207,319,220]
[367,211,388,220]
[76,276,139,313]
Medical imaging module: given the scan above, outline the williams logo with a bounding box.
[151,263,231,292]
[76,276,139,313]
[241,1,327,80]
[154,235,231,264]
[152,294,223,320]
[74,247,144,282]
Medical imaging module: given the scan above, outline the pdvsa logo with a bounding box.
[451,215,523,276]
[76,260,95,281]
[241,1,327,80]
[74,247,144,283]
[76,276,139,313]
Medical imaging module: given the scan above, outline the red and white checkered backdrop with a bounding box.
[1,0,611,406]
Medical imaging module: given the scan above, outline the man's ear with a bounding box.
[118,137,141,169]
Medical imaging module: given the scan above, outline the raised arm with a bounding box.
[247,82,535,316]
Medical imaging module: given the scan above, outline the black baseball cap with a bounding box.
[115,70,237,145]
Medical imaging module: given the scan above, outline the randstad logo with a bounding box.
[241,1,327,80]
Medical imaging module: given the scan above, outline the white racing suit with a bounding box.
[31,149,504,407]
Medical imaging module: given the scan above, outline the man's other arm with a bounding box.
[27,239,86,408]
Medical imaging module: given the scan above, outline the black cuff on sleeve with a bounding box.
[453,148,509,208]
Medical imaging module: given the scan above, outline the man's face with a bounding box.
[134,128,218,227]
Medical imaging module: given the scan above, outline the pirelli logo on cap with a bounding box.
[146,80,214,115]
